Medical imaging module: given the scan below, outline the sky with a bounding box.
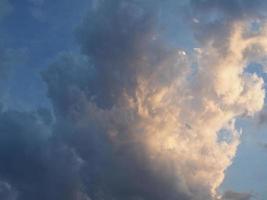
[0,0,267,200]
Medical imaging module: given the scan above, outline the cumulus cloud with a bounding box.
[0,0,266,199]
[42,0,267,199]
[0,109,92,200]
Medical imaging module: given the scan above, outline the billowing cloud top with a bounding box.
[1,0,267,200]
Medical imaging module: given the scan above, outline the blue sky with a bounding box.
[0,0,267,200]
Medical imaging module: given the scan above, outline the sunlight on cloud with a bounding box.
[40,1,267,199]
[55,20,267,200]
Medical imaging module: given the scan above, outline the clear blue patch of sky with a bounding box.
[222,118,267,199]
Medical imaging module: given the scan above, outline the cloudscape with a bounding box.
[1,0,267,199]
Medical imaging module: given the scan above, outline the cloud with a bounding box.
[255,106,267,125]
[42,0,267,199]
[0,181,18,200]
[189,0,267,52]
[0,0,266,199]
[0,109,92,200]
[221,190,253,200]
[191,0,267,19]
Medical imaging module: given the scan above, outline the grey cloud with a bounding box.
[41,0,267,199]
[44,54,192,200]
[222,190,253,200]
[0,0,265,199]
[191,0,267,19]
[43,1,194,199]
[42,52,94,118]
[76,0,167,109]
[0,181,18,200]
[189,0,267,52]
[0,109,90,200]
[257,110,267,125]
[258,142,267,150]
